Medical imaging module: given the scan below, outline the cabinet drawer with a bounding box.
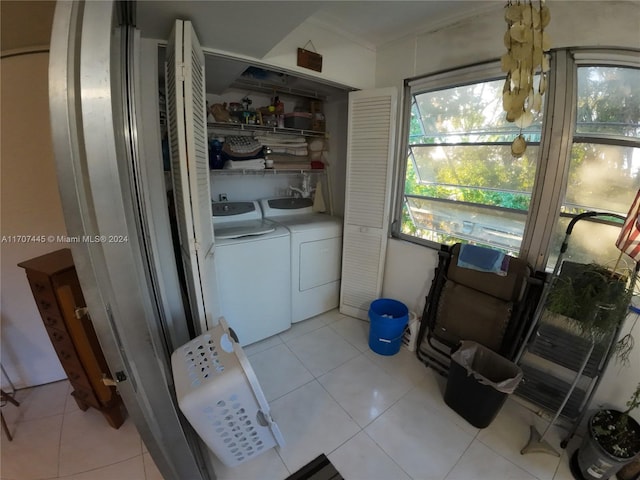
[71,385,100,409]
[27,272,55,297]
[41,311,66,332]
[46,330,83,370]
[65,363,92,390]
[33,291,61,317]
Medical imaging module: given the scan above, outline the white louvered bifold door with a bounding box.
[166,20,217,334]
[340,88,398,319]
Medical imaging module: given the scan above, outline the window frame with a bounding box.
[392,47,640,271]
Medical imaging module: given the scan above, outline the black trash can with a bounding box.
[444,341,523,428]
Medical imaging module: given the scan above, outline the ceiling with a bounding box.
[1,1,499,95]
[140,1,500,95]
[136,1,500,55]
[309,1,499,48]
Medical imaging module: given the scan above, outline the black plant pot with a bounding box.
[572,410,640,480]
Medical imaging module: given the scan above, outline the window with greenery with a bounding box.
[395,50,640,270]
[401,77,542,255]
[548,65,640,268]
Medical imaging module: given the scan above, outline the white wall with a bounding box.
[376,1,640,88]
[1,52,68,388]
[376,1,640,413]
[210,173,316,203]
[263,19,376,90]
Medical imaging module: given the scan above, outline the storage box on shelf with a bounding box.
[310,100,325,132]
[283,112,312,130]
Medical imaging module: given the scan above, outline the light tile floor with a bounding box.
[2,309,584,480]
[0,378,162,480]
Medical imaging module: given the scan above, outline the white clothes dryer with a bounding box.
[213,201,291,345]
[260,197,343,323]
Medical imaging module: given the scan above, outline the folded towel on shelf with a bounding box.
[255,134,306,145]
[272,160,310,170]
[223,159,266,170]
[261,141,309,148]
[457,244,510,276]
[266,154,310,163]
[269,146,308,156]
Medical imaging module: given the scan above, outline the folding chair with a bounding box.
[416,243,539,376]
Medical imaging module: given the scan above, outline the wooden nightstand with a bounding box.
[18,249,124,428]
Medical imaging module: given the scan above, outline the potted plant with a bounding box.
[544,262,633,350]
[542,260,640,479]
[571,383,640,480]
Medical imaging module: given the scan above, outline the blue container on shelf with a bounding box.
[368,298,409,356]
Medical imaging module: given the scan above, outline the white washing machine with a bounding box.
[213,201,291,346]
[260,197,343,323]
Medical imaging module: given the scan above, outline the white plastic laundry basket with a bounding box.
[171,317,285,467]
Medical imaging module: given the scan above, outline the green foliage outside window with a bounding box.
[402,64,640,255]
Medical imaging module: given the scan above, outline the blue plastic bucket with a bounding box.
[368,298,409,356]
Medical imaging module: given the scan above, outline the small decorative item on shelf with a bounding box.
[209,137,224,170]
[228,102,243,123]
[310,100,325,132]
[210,103,230,123]
[272,96,284,115]
[264,147,274,169]
[259,105,278,127]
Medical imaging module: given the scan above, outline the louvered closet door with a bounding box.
[340,88,398,319]
[166,20,217,334]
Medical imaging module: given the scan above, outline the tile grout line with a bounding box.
[360,428,414,480]
[275,443,292,475]
[277,319,365,471]
[56,382,73,478]
[326,319,370,354]
[141,450,149,480]
[440,434,476,480]
[139,435,147,479]
[474,434,554,480]
[280,325,359,380]
[55,454,143,479]
[313,350,422,476]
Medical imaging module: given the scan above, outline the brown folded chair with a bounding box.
[416,243,538,376]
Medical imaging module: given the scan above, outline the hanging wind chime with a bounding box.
[502,0,551,157]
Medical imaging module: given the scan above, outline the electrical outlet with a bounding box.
[219,193,228,201]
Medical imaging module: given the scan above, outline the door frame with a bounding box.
[49,2,210,478]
